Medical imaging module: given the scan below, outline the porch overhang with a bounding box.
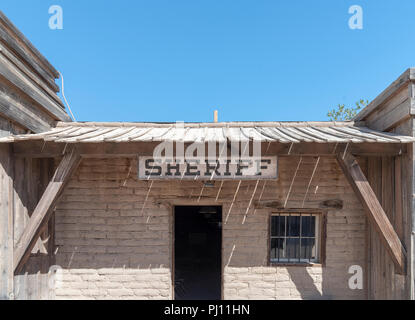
[0,120,414,157]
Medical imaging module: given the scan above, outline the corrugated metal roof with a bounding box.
[0,121,414,143]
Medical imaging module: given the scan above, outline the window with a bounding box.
[270,213,321,264]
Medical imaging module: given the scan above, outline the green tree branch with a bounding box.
[327,99,369,121]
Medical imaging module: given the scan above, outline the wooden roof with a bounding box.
[0,121,414,143]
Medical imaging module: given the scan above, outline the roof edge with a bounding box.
[354,68,415,121]
[0,10,59,78]
[55,120,365,128]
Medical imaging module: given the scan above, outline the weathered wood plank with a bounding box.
[354,68,415,121]
[40,158,56,266]
[366,157,376,298]
[337,153,406,274]
[12,157,27,300]
[0,42,62,104]
[13,147,81,273]
[0,11,59,90]
[0,54,71,121]
[366,97,412,132]
[11,141,409,158]
[0,11,58,77]
[382,157,396,299]
[0,93,51,132]
[394,157,404,240]
[0,143,13,299]
[0,77,55,130]
[12,158,26,246]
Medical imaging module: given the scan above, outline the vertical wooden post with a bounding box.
[214,110,218,123]
[0,143,13,299]
[394,157,404,240]
[367,157,382,299]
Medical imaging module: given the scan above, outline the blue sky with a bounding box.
[2,1,415,122]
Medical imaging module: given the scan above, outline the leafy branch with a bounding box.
[327,99,369,121]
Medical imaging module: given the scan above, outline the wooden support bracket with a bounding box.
[336,153,406,274]
[13,146,81,274]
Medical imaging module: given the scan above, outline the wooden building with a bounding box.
[0,11,415,300]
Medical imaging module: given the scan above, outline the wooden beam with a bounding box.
[0,143,13,299]
[337,153,406,274]
[13,146,81,273]
[12,141,408,158]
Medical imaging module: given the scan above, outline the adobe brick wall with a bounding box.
[222,156,366,300]
[54,158,172,300]
[53,156,366,300]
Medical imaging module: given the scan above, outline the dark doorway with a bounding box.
[174,206,222,300]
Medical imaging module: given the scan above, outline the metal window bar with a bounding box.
[277,213,284,261]
[286,215,289,264]
[309,213,312,263]
[271,213,317,264]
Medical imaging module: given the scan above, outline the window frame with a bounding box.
[268,210,326,267]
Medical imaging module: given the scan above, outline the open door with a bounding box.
[174,206,222,300]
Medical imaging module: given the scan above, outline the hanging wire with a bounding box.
[58,71,77,121]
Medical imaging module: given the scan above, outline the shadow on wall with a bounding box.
[222,214,361,300]
[223,229,335,299]
[221,156,367,300]
[224,248,347,300]
[287,268,330,300]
